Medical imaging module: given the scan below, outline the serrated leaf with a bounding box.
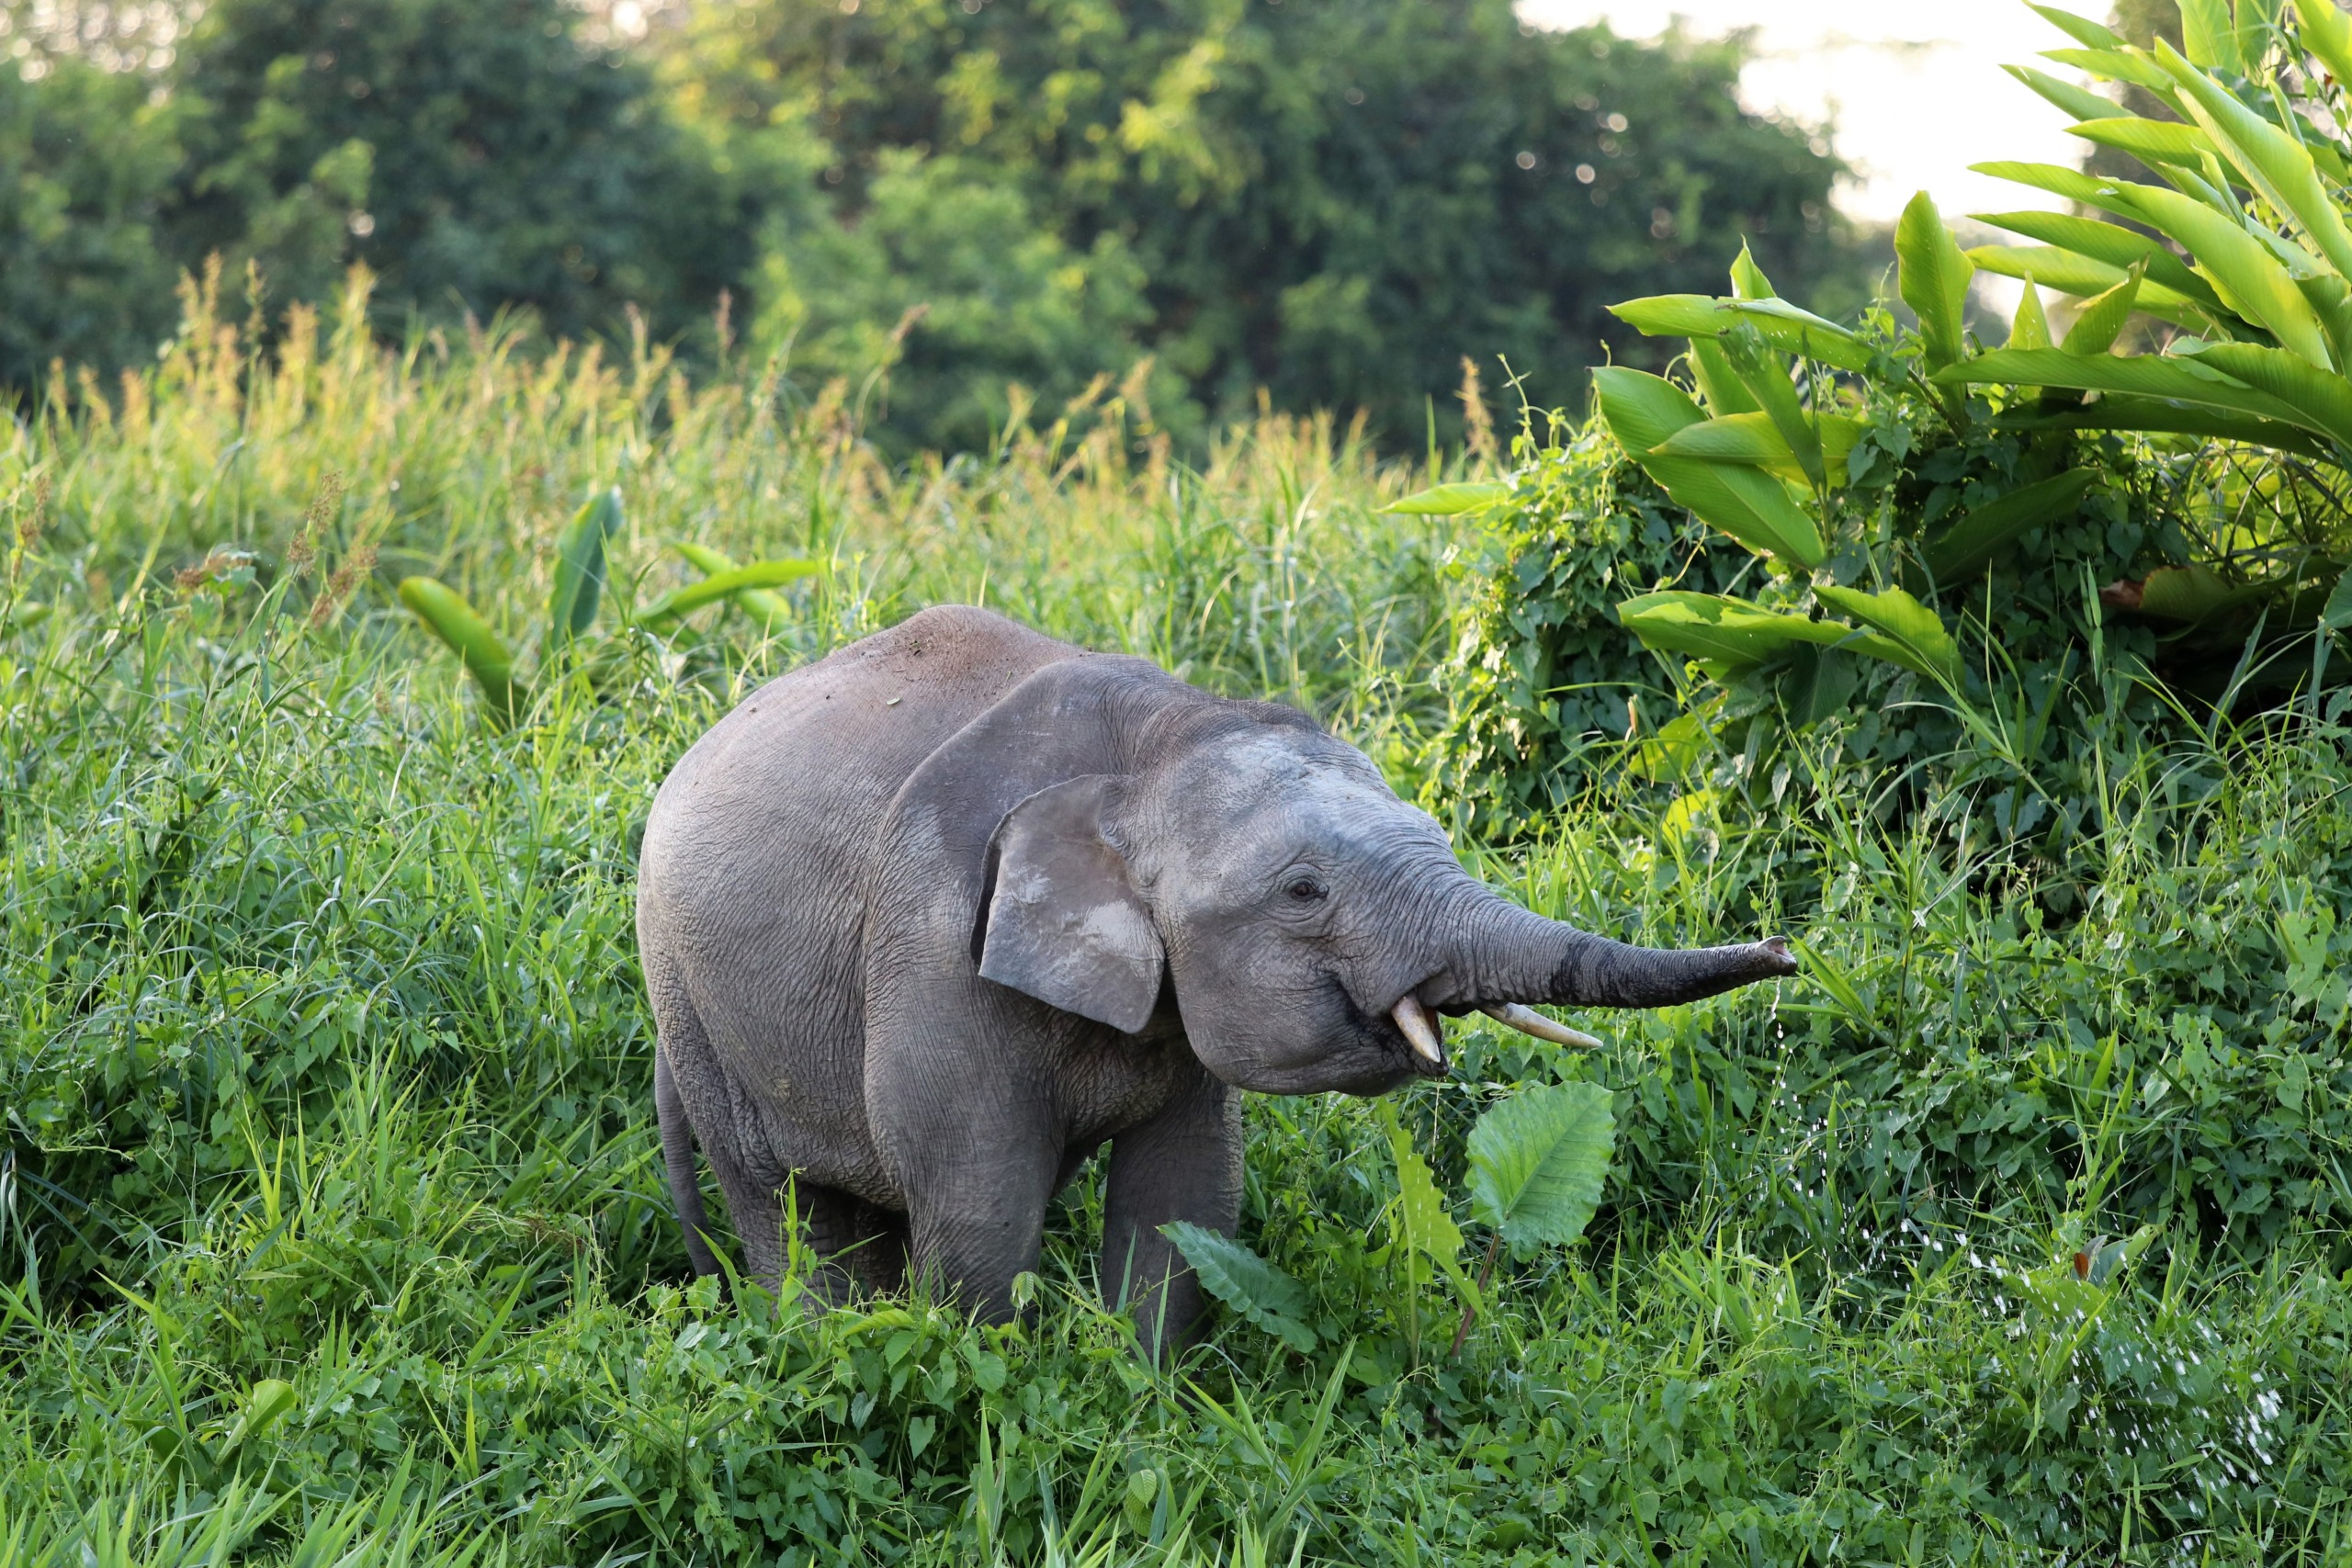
[1381,481,1511,516]
[548,487,623,650]
[1466,1082,1616,1250]
[1924,470,2100,582]
[1376,1101,1462,1266]
[1159,1223,1317,1352]
[1814,585,1963,682]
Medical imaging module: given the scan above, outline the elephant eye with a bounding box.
[1285,876,1327,902]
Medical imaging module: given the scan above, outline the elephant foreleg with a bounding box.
[894,1100,1062,1325]
[1102,1066,1241,1361]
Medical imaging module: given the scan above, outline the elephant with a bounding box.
[636,604,1794,1354]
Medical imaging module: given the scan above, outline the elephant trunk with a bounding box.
[1425,885,1795,1011]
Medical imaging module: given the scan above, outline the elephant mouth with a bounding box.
[1343,980,1450,1079]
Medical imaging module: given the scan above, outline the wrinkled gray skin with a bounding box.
[638,606,1794,1355]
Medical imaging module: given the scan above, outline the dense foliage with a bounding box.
[4,266,2352,1565]
[0,0,1857,451]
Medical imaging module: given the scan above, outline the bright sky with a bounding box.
[1520,0,2092,227]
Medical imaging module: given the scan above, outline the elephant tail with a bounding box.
[655,1046,722,1277]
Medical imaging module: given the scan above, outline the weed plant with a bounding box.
[3,283,2351,1562]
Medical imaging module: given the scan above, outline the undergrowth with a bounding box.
[2,285,2350,1563]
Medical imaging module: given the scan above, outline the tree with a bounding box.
[668,0,1856,446]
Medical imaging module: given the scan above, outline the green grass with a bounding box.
[4,282,2352,1564]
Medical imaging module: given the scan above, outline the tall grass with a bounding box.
[3,278,2350,1563]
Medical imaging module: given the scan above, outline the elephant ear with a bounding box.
[977,773,1164,1035]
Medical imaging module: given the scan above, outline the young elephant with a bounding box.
[638,605,1793,1353]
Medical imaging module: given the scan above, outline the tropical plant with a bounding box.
[1163,1077,1615,1361]
[396,487,817,725]
[1941,0,2352,631]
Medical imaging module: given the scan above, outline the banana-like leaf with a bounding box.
[1922,470,2100,582]
[1650,411,1865,487]
[2004,62,2129,121]
[1688,337,1761,415]
[2179,0,2244,73]
[1814,585,1963,682]
[2155,40,2352,282]
[2064,265,2144,355]
[1937,346,2320,432]
[1382,481,1512,515]
[1973,209,2225,310]
[1598,368,1827,565]
[547,487,623,652]
[2296,0,2352,89]
[1720,328,1824,489]
[1897,192,1974,373]
[1606,296,1871,371]
[1966,246,2216,330]
[2041,46,2188,104]
[1465,1081,1616,1251]
[2175,339,2352,445]
[1159,1223,1316,1351]
[1997,394,2330,457]
[1729,242,1776,300]
[1616,591,1849,674]
[639,559,824,630]
[2109,184,2337,367]
[398,577,526,724]
[1973,160,2159,220]
[2009,280,2054,351]
[2028,2,2124,49]
[2069,115,2215,168]
[673,541,798,628]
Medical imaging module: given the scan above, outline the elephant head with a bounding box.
[977,699,1792,1092]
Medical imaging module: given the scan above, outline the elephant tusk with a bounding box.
[1390,994,1446,1066]
[1480,1002,1603,1050]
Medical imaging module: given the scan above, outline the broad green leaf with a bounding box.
[1973,209,2225,310]
[2008,279,2053,350]
[2064,265,2144,354]
[1616,591,1849,673]
[1720,327,1825,488]
[2322,559,2352,632]
[1594,367,1706,454]
[1688,336,1761,415]
[1998,394,2329,457]
[2004,63,2128,121]
[639,560,824,629]
[2180,0,2244,73]
[2154,39,2352,283]
[1897,192,1974,372]
[2175,339,2352,445]
[399,577,526,725]
[1466,1081,1616,1250]
[1607,296,1871,371]
[1965,246,2214,330]
[2041,46,2188,103]
[1650,411,1865,487]
[1377,1101,1462,1266]
[2067,115,2215,168]
[1973,159,2153,219]
[1730,243,1776,300]
[1814,585,1963,682]
[1382,481,1512,515]
[2296,0,2352,89]
[1159,1223,1317,1352]
[1938,346,2318,433]
[548,487,623,651]
[1777,643,1860,727]
[2132,562,2242,622]
[2109,184,2336,366]
[673,541,796,628]
[1924,470,2100,582]
[2027,3,2124,49]
[1598,370,1826,564]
